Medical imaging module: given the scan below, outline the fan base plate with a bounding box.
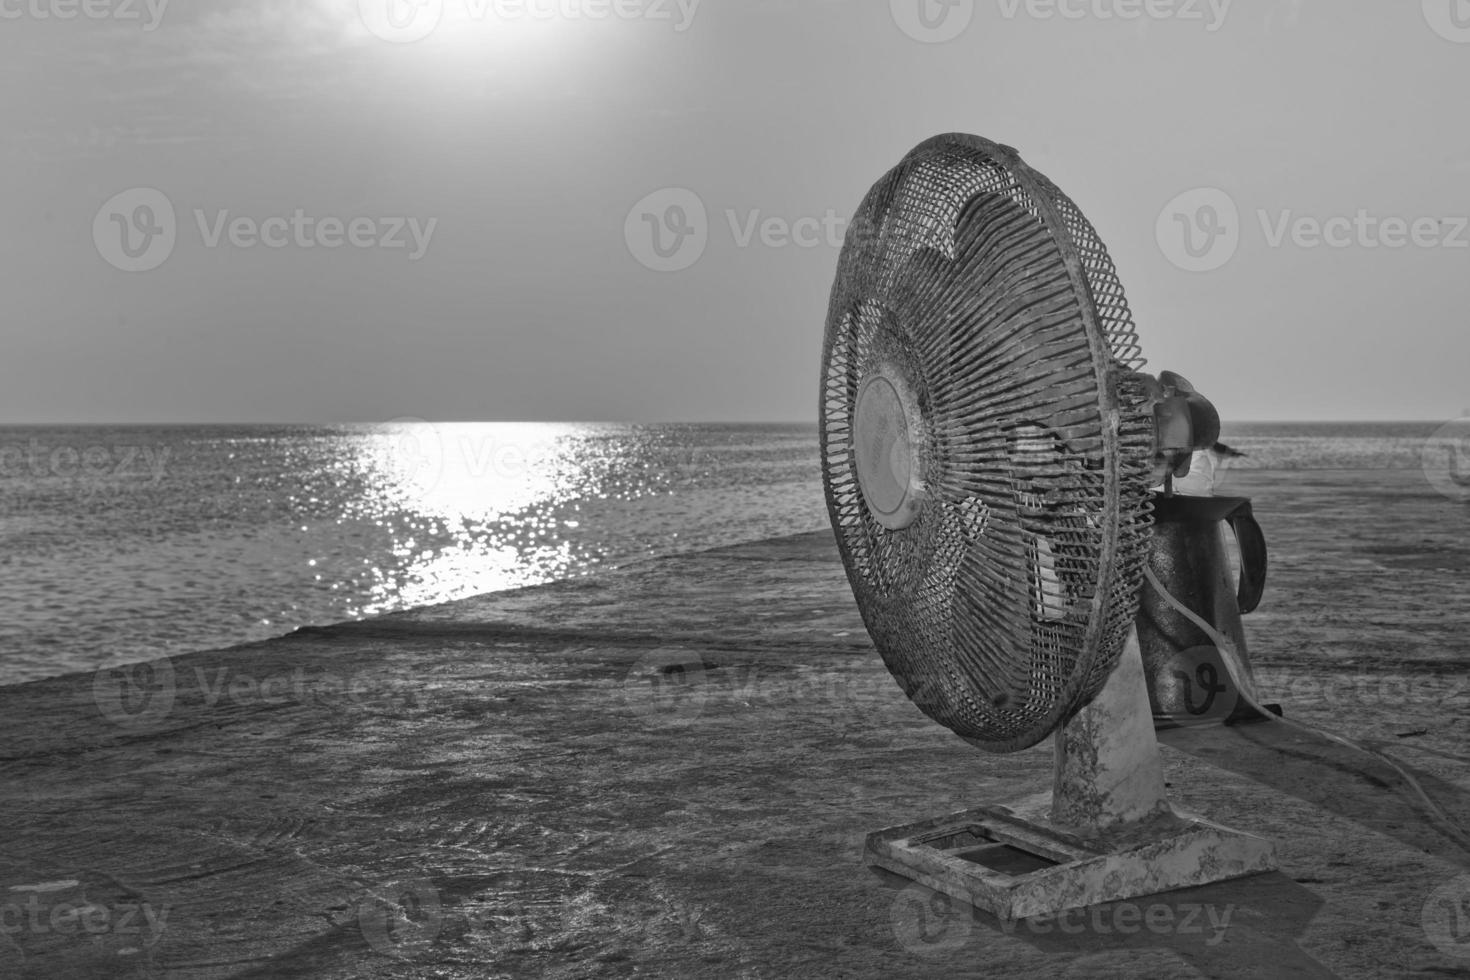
[866,795,1276,921]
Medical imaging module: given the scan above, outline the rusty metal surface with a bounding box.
[866,799,1276,922]
[1139,500,1261,721]
[1052,633,1172,831]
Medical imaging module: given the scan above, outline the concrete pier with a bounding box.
[1,470,1468,979]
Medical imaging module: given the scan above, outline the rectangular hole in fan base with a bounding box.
[865,803,1278,921]
[955,843,1059,876]
[906,825,1062,875]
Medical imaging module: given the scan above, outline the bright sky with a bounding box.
[2,0,1466,423]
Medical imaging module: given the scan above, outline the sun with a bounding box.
[347,0,592,71]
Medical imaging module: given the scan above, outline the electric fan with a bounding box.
[821,134,1276,920]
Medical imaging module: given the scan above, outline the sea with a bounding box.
[0,421,1451,687]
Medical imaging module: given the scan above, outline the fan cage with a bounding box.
[821,134,1155,753]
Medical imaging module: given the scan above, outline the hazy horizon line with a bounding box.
[0,418,1461,428]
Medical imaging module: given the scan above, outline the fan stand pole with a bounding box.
[1051,626,1171,829]
[865,628,1277,921]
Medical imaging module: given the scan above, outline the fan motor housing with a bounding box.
[853,365,927,530]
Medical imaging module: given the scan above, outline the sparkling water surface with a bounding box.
[0,423,825,686]
[0,420,1446,686]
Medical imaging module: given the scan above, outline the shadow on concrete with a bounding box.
[1161,719,1470,870]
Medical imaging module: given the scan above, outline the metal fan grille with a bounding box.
[821,134,1155,753]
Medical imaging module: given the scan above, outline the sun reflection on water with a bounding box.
[342,422,688,615]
